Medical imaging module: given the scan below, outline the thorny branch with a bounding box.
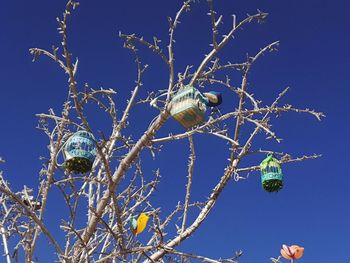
[0,1,324,263]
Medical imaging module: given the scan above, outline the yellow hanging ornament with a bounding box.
[131,213,149,235]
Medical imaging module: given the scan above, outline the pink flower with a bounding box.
[280,244,304,260]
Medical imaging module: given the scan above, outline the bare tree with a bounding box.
[0,1,323,262]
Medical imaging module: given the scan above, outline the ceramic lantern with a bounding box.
[63,131,96,173]
[260,155,283,192]
[170,85,207,129]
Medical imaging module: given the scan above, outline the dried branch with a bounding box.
[1,1,323,262]
[236,154,322,173]
[181,136,196,233]
[189,10,269,85]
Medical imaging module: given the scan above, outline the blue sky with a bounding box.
[1,0,349,262]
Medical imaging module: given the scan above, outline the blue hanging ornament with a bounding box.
[63,131,97,173]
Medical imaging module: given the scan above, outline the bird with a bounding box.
[23,196,42,210]
[130,213,150,235]
[203,91,222,107]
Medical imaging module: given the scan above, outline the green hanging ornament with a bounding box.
[260,155,283,192]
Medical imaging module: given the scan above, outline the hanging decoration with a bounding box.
[203,91,223,107]
[280,244,305,260]
[170,86,207,129]
[130,213,149,235]
[260,155,283,192]
[63,130,97,174]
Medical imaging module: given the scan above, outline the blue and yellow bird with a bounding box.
[130,213,149,235]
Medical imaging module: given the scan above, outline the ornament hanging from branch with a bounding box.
[130,213,150,235]
[260,155,283,192]
[63,131,97,173]
[170,85,222,129]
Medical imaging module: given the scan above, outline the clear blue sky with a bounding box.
[1,0,349,262]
